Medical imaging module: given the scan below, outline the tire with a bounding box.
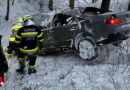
[77,36,98,61]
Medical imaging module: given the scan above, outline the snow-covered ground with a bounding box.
[0,0,130,90]
[1,52,130,90]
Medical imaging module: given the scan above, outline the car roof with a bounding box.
[57,7,109,19]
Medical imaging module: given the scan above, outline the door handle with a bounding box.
[70,28,75,31]
[71,27,75,29]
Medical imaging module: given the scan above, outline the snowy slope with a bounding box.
[1,51,130,90]
[0,0,130,90]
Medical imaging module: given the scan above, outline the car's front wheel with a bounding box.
[78,36,97,60]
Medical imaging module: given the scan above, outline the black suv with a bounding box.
[40,7,130,60]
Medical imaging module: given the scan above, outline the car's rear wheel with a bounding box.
[78,36,97,60]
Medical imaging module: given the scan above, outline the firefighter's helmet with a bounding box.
[23,14,33,21]
[17,17,23,23]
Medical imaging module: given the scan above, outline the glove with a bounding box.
[37,45,45,56]
[38,46,42,53]
[39,45,43,50]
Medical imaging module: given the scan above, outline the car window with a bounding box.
[66,17,78,25]
[52,14,73,26]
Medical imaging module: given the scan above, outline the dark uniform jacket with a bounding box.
[0,35,8,74]
[15,25,43,53]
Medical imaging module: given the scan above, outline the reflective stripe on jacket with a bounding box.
[15,25,43,53]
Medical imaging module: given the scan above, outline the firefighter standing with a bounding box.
[6,17,24,57]
[0,35,8,86]
[15,14,43,74]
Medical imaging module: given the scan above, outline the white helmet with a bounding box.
[24,19,35,26]
[16,22,23,26]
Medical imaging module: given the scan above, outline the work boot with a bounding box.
[16,61,25,74]
[16,68,25,74]
[28,68,36,74]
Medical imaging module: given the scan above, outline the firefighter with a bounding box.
[6,17,24,57]
[0,35,8,86]
[15,14,43,74]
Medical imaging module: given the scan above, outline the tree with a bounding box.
[48,0,53,11]
[5,0,10,21]
[101,0,111,11]
[92,0,97,3]
[69,0,75,9]
[128,2,130,11]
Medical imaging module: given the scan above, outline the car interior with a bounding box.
[52,14,78,26]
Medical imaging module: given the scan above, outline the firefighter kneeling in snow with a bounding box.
[0,35,8,86]
[15,14,44,74]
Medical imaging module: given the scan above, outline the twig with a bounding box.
[123,77,129,90]
[122,63,130,74]
[83,0,89,4]
[106,70,117,90]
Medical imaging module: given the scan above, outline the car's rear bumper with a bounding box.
[97,32,128,46]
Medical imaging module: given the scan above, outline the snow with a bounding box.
[0,0,130,90]
[1,54,130,90]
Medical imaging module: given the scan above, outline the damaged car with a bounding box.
[40,7,130,60]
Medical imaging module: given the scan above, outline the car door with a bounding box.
[48,17,79,48]
[42,28,55,48]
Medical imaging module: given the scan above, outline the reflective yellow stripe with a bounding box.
[20,47,38,52]
[15,40,21,43]
[38,32,43,38]
[11,25,23,30]
[16,34,21,39]
[39,38,44,42]
[21,32,38,35]
[6,53,11,56]
[9,37,15,41]
[18,58,24,61]
[29,65,35,69]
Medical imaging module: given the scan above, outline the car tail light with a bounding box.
[105,17,119,24]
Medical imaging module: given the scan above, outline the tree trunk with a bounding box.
[128,2,130,11]
[92,0,97,3]
[48,0,53,11]
[101,0,111,11]
[5,0,10,21]
[69,0,75,9]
